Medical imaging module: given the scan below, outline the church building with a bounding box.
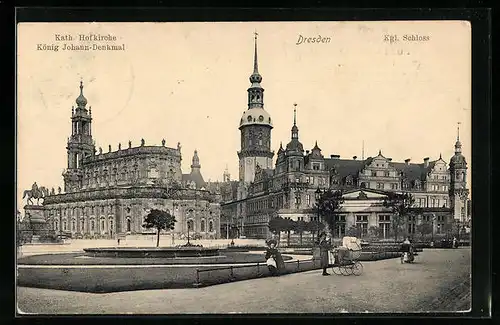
[40,82,221,239]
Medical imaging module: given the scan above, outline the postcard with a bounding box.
[16,20,471,314]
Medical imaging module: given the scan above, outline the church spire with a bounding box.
[253,31,259,74]
[291,103,299,139]
[455,122,462,153]
[248,32,264,109]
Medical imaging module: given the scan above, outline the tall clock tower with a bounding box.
[449,123,469,222]
[237,33,274,183]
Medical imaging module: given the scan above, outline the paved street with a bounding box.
[17,248,470,314]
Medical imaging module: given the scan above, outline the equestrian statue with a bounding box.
[22,182,49,205]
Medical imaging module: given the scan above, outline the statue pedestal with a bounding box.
[24,205,50,237]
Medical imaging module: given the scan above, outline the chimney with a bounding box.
[405,158,411,165]
[423,157,429,167]
[353,156,357,160]
[330,155,340,159]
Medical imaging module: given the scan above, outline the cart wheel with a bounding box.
[352,261,363,276]
[331,265,342,275]
[340,265,350,276]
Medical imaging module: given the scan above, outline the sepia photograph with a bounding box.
[16,20,472,314]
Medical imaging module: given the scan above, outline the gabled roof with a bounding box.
[325,158,365,178]
[182,171,206,189]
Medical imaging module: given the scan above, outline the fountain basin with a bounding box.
[83,247,220,258]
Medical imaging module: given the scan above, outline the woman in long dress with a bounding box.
[265,239,285,276]
[318,232,332,276]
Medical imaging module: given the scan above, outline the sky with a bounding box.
[17,21,471,213]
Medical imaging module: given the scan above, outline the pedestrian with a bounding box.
[318,232,332,276]
[265,239,285,276]
[452,237,458,248]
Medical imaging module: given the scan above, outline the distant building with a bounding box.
[219,35,469,239]
[41,82,221,239]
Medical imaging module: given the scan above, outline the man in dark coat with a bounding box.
[318,232,332,276]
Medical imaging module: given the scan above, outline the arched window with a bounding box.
[209,220,214,232]
[187,219,194,231]
[126,219,131,232]
[201,219,205,232]
[55,221,59,230]
[63,221,67,231]
[81,219,84,232]
[72,221,75,231]
[101,219,105,231]
[91,220,95,231]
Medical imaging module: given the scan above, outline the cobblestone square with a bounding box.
[17,247,470,314]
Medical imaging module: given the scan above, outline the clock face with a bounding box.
[246,159,253,165]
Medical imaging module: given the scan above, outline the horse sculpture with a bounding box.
[22,185,49,205]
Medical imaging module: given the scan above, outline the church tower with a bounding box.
[237,32,274,183]
[449,123,469,222]
[63,81,94,192]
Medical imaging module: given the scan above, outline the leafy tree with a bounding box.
[346,225,360,237]
[307,219,325,244]
[315,189,344,238]
[416,221,432,241]
[294,220,308,245]
[382,192,415,242]
[368,226,382,239]
[142,209,177,247]
[282,218,296,247]
[268,216,285,246]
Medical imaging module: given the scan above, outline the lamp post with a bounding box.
[431,214,436,246]
[315,187,322,239]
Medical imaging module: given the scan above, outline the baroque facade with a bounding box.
[220,35,469,239]
[41,82,221,239]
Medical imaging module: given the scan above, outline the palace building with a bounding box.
[40,82,221,239]
[219,35,469,240]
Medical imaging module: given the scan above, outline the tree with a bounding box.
[383,192,415,242]
[315,189,344,238]
[142,209,177,247]
[346,225,360,237]
[282,218,296,247]
[368,226,382,239]
[268,216,285,246]
[294,220,308,245]
[416,221,432,241]
[307,219,325,244]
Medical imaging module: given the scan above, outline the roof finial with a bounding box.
[439,153,442,159]
[379,149,382,155]
[293,103,297,126]
[253,30,259,74]
[362,140,365,160]
[457,122,461,141]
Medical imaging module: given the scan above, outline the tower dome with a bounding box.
[75,81,88,108]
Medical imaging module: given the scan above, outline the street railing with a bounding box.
[193,258,318,287]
